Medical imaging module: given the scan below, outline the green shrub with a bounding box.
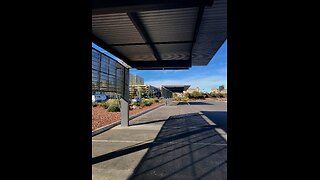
[107,105,120,112]
[106,99,120,107]
[132,102,141,106]
[175,97,189,101]
[158,99,164,104]
[217,93,224,98]
[189,91,205,99]
[142,100,153,106]
[92,102,109,109]
[148,98,159,103]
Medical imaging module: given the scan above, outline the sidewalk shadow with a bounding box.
[177,102,189,105]
[130,113,201,126]
[201,111,227,133]
[130,118,167,126]
[188,101,214,105]
[128,113,227,180]
[92,112,227,179]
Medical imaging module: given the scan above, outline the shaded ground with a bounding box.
[201,111,227,133]
[128,113,227,180]
[92,101,227,180]
[188,102,214,105]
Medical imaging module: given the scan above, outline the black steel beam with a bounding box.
[130,60,191,68]
[190,5,205,62]
[110,41,194,46]
[127,12,162,61]
[92,34,132,66]
[193,6,205,43]
[93,0,214,15]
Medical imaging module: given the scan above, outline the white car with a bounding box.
[131,97,142,103]
[92,94,108,102]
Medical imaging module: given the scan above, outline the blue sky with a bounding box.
[92,40,227,92]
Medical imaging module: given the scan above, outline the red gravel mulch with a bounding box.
[92,103,164,131]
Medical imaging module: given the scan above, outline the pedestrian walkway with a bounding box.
[92,101,227,180]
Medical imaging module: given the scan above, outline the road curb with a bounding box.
[92,104,164,137]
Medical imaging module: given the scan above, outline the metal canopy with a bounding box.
[92,0,226,70]
[162,85,191,93]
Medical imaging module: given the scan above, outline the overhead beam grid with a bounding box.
[92,0,226,69]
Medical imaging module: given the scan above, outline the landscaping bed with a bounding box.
[92,101,164,130]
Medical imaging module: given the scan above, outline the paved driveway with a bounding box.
[92,100,227,180]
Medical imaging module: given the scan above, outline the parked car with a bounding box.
[92,94,108,102]
[131,97,141,103]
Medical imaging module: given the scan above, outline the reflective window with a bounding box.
[92,48,129,99]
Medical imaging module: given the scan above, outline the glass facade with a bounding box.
[92,48,129,100]
[161,86,173,98]
[129,74,144,85]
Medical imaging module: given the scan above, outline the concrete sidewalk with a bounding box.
[92,102,227,180]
